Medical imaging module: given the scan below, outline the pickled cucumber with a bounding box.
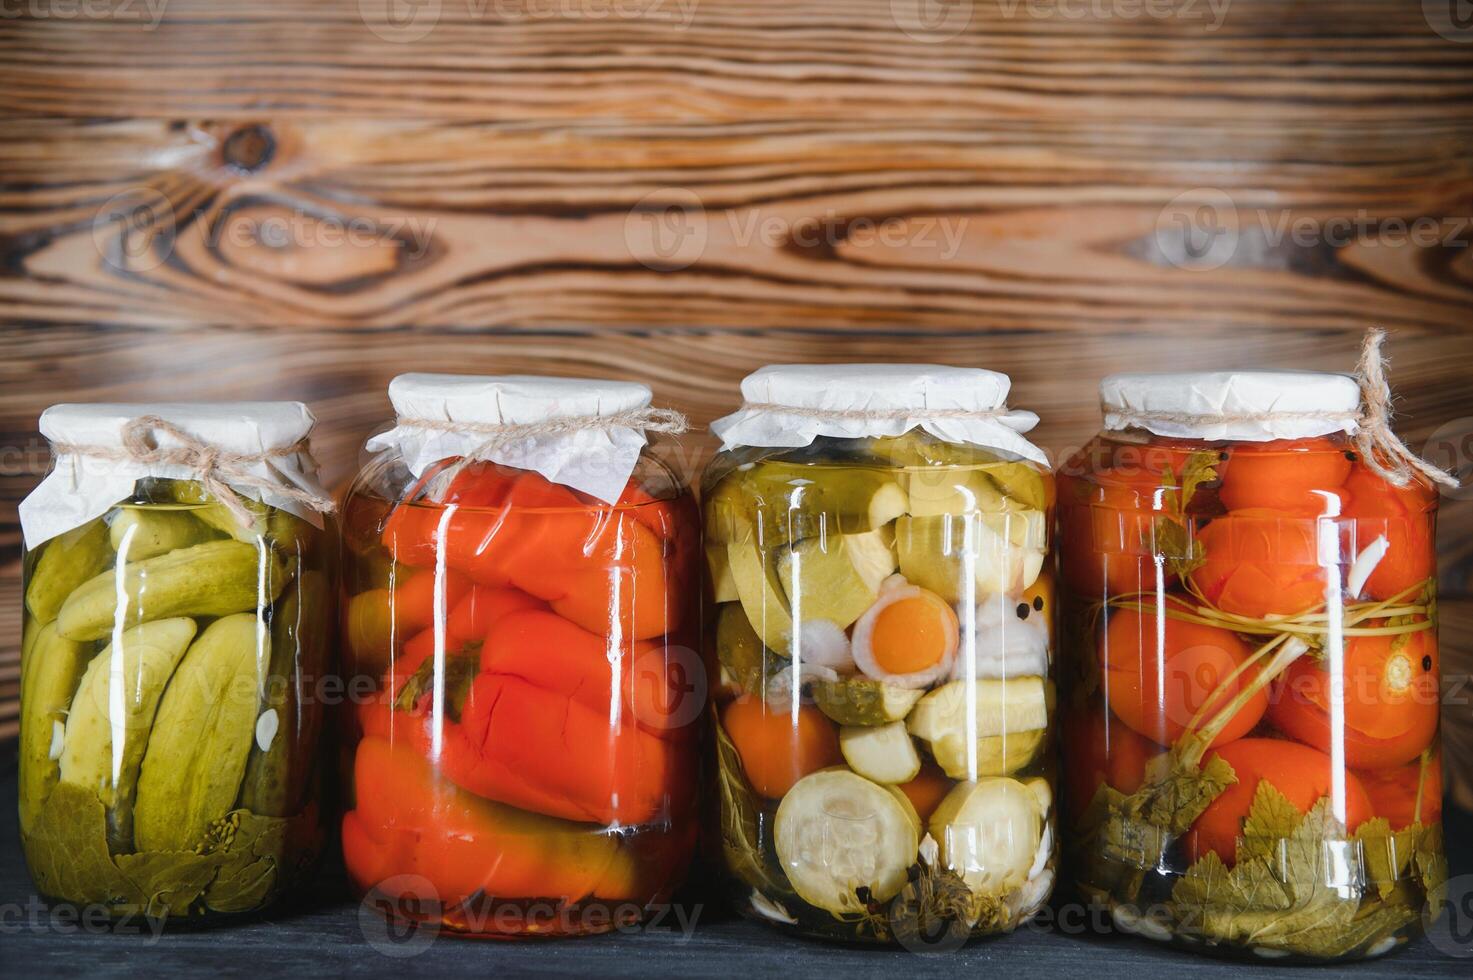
[134,614,265,851]
[774,768,921,915]
[812,677,923,726]
[929,776,1046,899]
[18,623,93,836]
[240,571,327,816]
[895,511,1045,602]
[906,677,1052,780]
[716,601,782,695]
[707,464,908,545]
[728,539,795,655]
[171,480,311,551]
[56,539,288,642]
[25,520,112,624]
[57,617,198,851]
[839,721,920,784]
[109,507,212,560]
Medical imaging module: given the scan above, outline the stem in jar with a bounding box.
[1179,631,1290,738]
[1178,636,1311,770]
[1103,578,1432,639]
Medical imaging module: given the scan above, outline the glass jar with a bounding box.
[340,374,701,938]
[704,365,1057,947]
[18,404,331,921]
[1058,370,1446,962]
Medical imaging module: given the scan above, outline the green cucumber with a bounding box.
[25,520,113,624]
[56,539,287,642]
[57,617,198,851]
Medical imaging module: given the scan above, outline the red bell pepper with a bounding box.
[342,735,642,907]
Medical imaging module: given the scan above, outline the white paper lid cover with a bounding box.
[1100,370,1362,442]
[365,373,659,504]
[21,402,325,549]
[711,363,1047,467]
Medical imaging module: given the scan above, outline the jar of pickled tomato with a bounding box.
[340,375,702,937]
[704,364,1057,947]
[18,403,334,921]
[1058,368,1447,962]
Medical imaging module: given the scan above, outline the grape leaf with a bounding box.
[1171,794,1435,958]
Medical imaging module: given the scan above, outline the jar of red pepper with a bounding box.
[339,374,702,937]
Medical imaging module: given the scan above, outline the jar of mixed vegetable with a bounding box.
[1059,364,1448,961]
[704,365,1057,946]
[18,404,334,921]
[339,374,701,937]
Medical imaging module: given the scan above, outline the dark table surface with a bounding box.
[3,756,1471,979]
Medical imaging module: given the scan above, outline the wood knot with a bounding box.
[222,125,276,173]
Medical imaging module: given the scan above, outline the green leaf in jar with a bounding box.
[1098,750,1236,875]
[1155,450,1221,579]
[201,804,321,914]
[1171,790,1431,958]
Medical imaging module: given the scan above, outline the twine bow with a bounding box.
[53,414,336,529]
[399,406,688,499]
[1353,329,1459,489]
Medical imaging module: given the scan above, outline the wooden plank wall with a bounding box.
[0,1,1470,797]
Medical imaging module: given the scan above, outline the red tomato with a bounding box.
[1059,467,1173,599]
[1268,629,1439,769]
[1190,738,1373,865]
[1342,464,1436,602]
[1189,508,1330,618]
[1101,600,1266,748]
[1062,702,1162,822]
[1219,438,1352,516]
[1357,753,1443,831]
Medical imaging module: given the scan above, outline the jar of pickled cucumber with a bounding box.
[1058,364,1449,961]
[340,374,702,938]
[17,404,334,921]
[704,364,1057,947]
